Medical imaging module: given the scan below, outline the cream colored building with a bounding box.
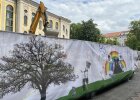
[0,0,71,38]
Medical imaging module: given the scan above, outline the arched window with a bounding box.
[32,12,35,22]
[6,5,13,31]
[24,10,28,26]
[55,22,58,30]
[63,25,65,32]
[49,20,53,28]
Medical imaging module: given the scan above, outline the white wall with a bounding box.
[0,31,137,100]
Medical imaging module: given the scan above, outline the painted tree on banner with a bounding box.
[0,36,77,100]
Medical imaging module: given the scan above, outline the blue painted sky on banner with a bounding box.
[34,0,140,33]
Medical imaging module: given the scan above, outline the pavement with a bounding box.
[91,68,140,100]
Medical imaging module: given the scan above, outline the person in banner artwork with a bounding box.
[108,55,114,76]
[119,55,126,71]
[113,57,123,74]
[105,51,126,76]
[81,61,91,91]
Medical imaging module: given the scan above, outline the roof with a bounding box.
[103,31,129,38]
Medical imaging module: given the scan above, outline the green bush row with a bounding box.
[58,70,134,100]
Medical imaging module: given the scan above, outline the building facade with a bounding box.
[0,0,71,38]
[103,31,129,46]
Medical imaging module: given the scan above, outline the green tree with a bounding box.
[126,33,138,50]
[126,20,140,50]
[70,23,82,39]
[129,20,140,40]
[70,19,100,42]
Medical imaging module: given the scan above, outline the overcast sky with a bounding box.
[34,0,140,34]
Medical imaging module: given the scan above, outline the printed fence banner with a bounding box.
[0,32,138,100]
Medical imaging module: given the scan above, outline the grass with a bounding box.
[57,70,134,100]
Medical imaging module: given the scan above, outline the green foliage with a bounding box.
[70,19,100,42]
[126,33,137,50]
[58,70,134,100]
[113,38,119,45]
[129,20,140,40]
[98,35,105,43]
[70,23,82,39]
[106,38,113,45]
[126,20,140,50]
[105,38,119,45]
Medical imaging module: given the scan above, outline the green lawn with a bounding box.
[57,70,134,100]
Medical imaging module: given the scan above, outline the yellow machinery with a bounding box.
[29,1,49,35]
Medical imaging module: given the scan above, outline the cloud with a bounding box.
[34,0,140,33]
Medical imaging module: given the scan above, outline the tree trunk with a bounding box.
[40,89,46,100]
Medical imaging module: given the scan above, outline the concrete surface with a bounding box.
[91,68,140,100]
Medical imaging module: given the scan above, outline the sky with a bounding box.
[34,0,140,34]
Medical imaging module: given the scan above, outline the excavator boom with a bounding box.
[29,2,48,35]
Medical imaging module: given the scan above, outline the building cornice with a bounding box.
[9,0,71,23]
[47,11,71,23]
[59,16,71,23]
[21,0,39,7]
[6,0,16,4]
[17,0,47,9]
[47,11,60,19]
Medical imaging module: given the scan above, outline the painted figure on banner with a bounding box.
[81,61,91,91]
[108,55,114,76]
[105,51,126,77]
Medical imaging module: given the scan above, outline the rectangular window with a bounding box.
[24,16,28,26]
[39,20,42,30]
[49,20,53,28]
[55,22,58,30]
[32,13,35,22]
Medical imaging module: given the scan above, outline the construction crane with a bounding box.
[29,1,49,35]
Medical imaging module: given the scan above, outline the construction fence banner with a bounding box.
[0,32,138,100]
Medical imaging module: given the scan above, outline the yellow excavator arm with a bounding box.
[29,1,49,35]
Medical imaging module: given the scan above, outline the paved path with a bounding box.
[91,69,140,100]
